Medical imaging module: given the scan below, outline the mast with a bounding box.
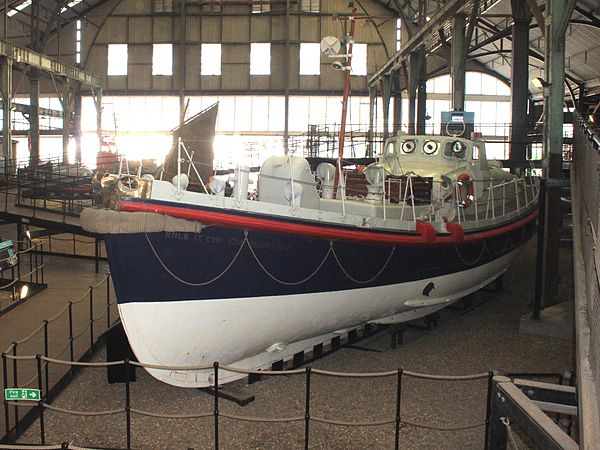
[334,6,357,198]
[338,7,357,160]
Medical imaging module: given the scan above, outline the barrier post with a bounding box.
[68,302,74,372]
[11,342,18,434]
[484,370,494,449]
[28,244,33,282]
[94,238,99,274]
[304,367,311,450]
[213,362,219,450]
[36,354,45,444]
[2,351,9,436]
[34,243,39,283]
[106,273,111,330]
[395,368,403,450]
[88,286,94,348]
[43,320,49,391]
[40,242,44,284]
[124,359,131,450]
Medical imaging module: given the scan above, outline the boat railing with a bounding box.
[328,172,538,228]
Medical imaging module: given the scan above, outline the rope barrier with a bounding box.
[4,354,37,361]
[312,368,396,378]
[0,444,65,449]
[70,290,90,305]
[70,324,91,342]
[42,404,124,417]
[90,275,110,290]
[402,370,490,381]
[51,340,72,360]
[19,372,39,389]
[40,356,124,367]
[311,416,396,427]
[402,418,486,431]
[13,324,46,346]
[1,278,19,289]
[46,304,70,324]
[219,412,304,423]
[130,408,212,419]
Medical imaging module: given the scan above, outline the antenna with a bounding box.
[320,36,341,57]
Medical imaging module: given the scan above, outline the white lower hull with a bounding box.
[118,247,520,387]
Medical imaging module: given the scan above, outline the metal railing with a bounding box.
[1,274,116,442]
[0,156,93,219]
[2,351,493,450]
[0,240,45,317]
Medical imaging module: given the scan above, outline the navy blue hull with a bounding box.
[105,216,535,305]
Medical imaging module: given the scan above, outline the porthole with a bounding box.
[401,140,416,154]
[423,140,439,155]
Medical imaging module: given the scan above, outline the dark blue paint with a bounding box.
[105,216,535,304]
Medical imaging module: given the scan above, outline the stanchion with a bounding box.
[106,274,111,330]
[67,302,74,373]
[36,354,45,445]
[484,370,494,449]
[395,368,403,450]
[43,320,49,391]
[88,286,94,348]
[213,362,219,450]
[11,342,18,435]
[304,367,311,450]
[124,359,131,450]
[2,351,9,436]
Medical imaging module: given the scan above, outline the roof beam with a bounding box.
[368,0,465,86]
[0,39,101,87]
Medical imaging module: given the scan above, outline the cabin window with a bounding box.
[444,141,466,158]
[400,140,416,154]
[385,141,396,156]
[423,140,439,155]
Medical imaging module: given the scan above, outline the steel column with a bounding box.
[74,84,83,164]
[382,75,392,141]
[416,49,427,135]
[509,0,532,173]
[540,0,576,300]
[451,14,466,111]
[29,69,40,167]
[61,78,71,163]
[393,76,402,137]
[367,85,376,157]
[1,57,12,159]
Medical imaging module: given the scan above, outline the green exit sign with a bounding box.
[4,388,41,401]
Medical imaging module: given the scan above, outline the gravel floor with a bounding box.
[13,237,574,450]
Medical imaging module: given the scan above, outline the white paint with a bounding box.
[119,248,519,387]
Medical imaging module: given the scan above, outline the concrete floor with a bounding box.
[2,234,574,450]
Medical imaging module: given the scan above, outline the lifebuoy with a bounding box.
[456,173,475,208]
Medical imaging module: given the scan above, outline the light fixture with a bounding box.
[531,77,550,89]
[20,284,28,300]
[332,60,345,70]
[589,114,595,123]
[25,228,31,240]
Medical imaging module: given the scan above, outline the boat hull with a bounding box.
[104,210,536,387]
